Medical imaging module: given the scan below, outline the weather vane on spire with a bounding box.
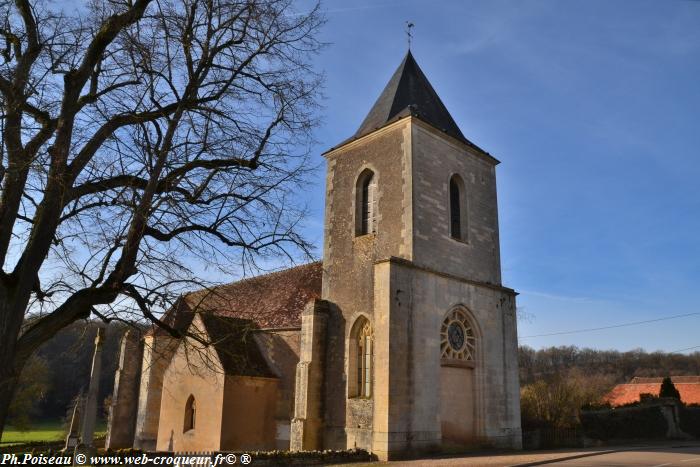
[405,21,414,50]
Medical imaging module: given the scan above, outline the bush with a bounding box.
[7,356,50,430]
[581,402,611,411]
[581,406,668,440]
[680,406,700,438]
[520,370,616,430]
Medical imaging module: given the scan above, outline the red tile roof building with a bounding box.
[604,376,700,406]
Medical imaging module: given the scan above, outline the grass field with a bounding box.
[0,420,107,445]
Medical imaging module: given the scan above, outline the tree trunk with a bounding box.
[0,368,19,440]
[0,296,28,440]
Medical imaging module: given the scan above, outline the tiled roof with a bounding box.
[631,376,700,384]
[180,261,322,329]
[604,376,700,406]
[198,314,276,378]
[145,298,195,337]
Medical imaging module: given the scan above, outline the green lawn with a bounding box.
[1,420,106,445]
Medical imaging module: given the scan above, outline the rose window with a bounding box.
[440,309,476,361]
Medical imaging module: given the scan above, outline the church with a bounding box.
[106,51,522,460]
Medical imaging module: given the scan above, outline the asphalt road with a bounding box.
[538,445,700,467]
[337,443,700,467]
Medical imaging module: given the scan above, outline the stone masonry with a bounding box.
[299,115,521,459]
[106,331,143,449]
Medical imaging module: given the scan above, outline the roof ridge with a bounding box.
[628,376,700,383]
[630,375,700,378]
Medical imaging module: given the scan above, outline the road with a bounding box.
[534,445,700,467]
[335,443,700,467]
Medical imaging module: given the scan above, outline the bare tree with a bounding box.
[0,0,323,436]
[520,369,616,430]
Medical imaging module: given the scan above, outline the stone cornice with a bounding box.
[324,115,500,167]
[375,256,517,296]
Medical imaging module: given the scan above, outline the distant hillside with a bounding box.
[35,321,134,420]
[8,320,139,427]
[520,345,700,386]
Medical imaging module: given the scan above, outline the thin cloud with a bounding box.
[518,289,599,303]
[288,1,409,18]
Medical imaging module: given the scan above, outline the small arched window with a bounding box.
[183,395,196,432]
[356,169,377,236]
[349,317,373,398]
[449,174,467,241]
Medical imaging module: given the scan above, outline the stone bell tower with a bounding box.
[291,51,522,460]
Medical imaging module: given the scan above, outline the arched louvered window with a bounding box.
[183,395,196,432]
[449,174,467,241]
[356,169,377,236]
[357,321,373,397]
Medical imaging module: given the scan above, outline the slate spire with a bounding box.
[354,51,469,145]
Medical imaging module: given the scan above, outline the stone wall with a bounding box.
[319,117,521,459]
[290,300,329,451]
[133,334,180,450]
[411,120,502,285]
[321,120,412,450]
[133,314,299,453]
[155,326,226,452]
[221,375,279,451]
[253,329,301,448]
[371,258,521,459]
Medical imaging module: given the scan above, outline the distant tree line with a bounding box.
[520,345,700,386]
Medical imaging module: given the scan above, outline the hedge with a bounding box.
[681,406,700,438]
[580,405,668,440]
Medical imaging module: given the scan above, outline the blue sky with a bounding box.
[293,0,700,353]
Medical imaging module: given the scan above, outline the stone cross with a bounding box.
[80,326,105,447]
